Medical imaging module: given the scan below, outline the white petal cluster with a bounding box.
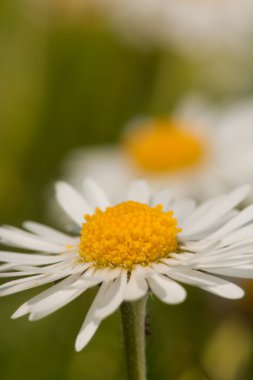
[1,179,253,350]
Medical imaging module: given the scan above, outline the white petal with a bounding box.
[55,181,92,226]
[12,274,80,318]
[171,199,196,226]
[84,267,121,282]
[167,266,245,299]
[151,262,178,274]
[132,265,154,277]
[183,195,225,226]
[0,251,72,265]
[195,252,253,268]
[148,274,186,304]
[75,318,100,352]
[0,273,66,296]
[0,271,43,278]
[190,243,253,263]
[182,185,251,238]
[12,302,30,319]
[204,281,244,299]
[29,275,99,320]
[166,267,221,287]
[204,266,253,278]
[20,260,90,276]
[23,221,77,245]
[94,271,127,319]
[219,224,253,246]
[197,260,253,271]
[0,264,17,272]
[151,189,171,208]
[82,177,110,210]
[0,227,66,253]
[124,273,148,301]
[126,180,150,203]
[75,283,110,352]
[199,204,253,244]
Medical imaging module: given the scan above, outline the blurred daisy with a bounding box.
[92,0,253,93]
[63,98,253,202]
[94,0,253,56]
[160,0,253,56]
[1,179,253,351]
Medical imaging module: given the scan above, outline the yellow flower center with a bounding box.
[124,119,204,173]
[79,201,181,269]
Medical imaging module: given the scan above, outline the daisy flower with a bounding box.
[93,0,253,56]
[1,179,253,353]
[62,97,253,203]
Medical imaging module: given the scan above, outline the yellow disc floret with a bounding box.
[124,119,203,173]
[79,201,181,270]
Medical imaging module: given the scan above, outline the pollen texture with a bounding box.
[79,201,181,269]
[124,119,203,173]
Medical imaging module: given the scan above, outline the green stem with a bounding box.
[120,296,148,380]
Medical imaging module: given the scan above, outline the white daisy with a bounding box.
[156,0,253,56]
[93,0,253,56]
[1,179,253,351]
[62,97,253,202]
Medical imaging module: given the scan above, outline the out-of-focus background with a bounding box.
[1,1,253,379]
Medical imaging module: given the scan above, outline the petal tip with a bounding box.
[11,304,29,319]
[75,337,85,352]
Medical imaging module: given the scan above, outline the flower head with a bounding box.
[63,98,253,201]
[79,201,180,269]
[124,118,205,173]
[1,179,253,351]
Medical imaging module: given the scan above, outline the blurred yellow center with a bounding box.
[79,201,181,269]
[124,120,203,173]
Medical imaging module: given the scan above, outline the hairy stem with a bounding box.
[120,296,148,380]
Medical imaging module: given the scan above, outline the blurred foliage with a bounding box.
[1,1,253,380]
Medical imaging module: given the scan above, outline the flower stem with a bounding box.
[120,296,148,380]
